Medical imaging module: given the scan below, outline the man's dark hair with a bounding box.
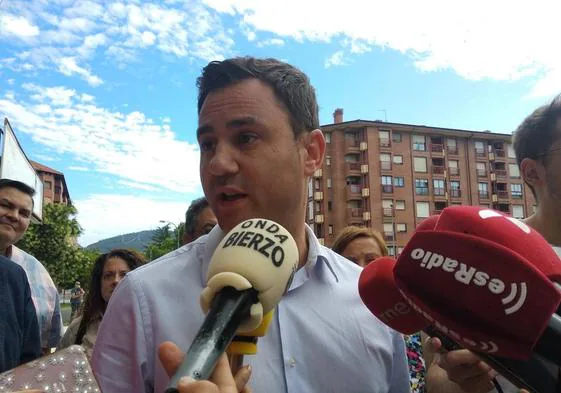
[512,94,561,200]
[197,57,320,137]
[185,197,210,235]
[0,179,35,198]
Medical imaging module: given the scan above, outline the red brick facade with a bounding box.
[31,161,71,206]
[309,109,535,255]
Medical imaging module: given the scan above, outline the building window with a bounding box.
[395,200,406,210]
[433,179,445,196]
[412,135,426,151]
[508,145,516,158]
[44,180,52,190]
[475,141,485,154]
[394,177,405,187]
[416,202,430,218]
[315,179,320,190]
[315,201,321,212]
[476,162,487,177]
[414,157,427,173]
[509,164,520,178]
[450,181,461,198]
[415,179,429,195]
[396,223,407,232]
[326,156,331,166]
[328,225,333,235]
[447,160,459,176]
[511,184,523,198]
[325,133,331,143]
[55,186,61,193]
[380,154,392,170]
[382,176,393,185]
[327,178,332,188]
[388,246,396,256]
[328,201,333,211]
[447,138,458,154]
[392,132,402,143]
[393,155,403,165]
[512,205,524,219]
[478,182,489,198]
[379,131,391,147]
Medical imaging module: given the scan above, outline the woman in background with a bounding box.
[332,225,426,393]
[57,249,145,359]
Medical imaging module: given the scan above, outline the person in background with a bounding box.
[0,179,62,354]
[332,225,426,393]
[182,197,218,245]
[69,280,85,321]
[0,255,41,373]
[57,249,145,359]
[423,94,561,393]
[331,225,387,267]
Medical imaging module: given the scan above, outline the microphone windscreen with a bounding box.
[358,257,428,335]
[201,218,298,331]
[394,230,561,359]
[435,206,561,281]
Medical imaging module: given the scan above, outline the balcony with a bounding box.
[447,146,458,155]
[512,192,523,199]
[432,165,445,175]
[346,185,362,200]
[382,185,394,193]
[361,188,370,197]
[450,189,462,198]
[344,138,360,152]
[416,188,429,196]
[314,192,323,201]
[449,167,459,176]
[346,208,363,223]
[475,149,486,158]
[314,169,322,178]
[314,214,324,223]
[383,208,393,217]
[362,211,371,221]
[497,190,509,199]
[384,231,395,242]
[431,144,444,153]
[379,138,391,148]
[476,169,487,177]
[380,161,392,171]
[433,188,445,197]
[494,149,506,158]
[495,169,507,178]
[479,191,489,199]
[345,162,361,174]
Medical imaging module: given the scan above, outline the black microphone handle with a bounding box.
[165,287,258,393]
[424,326,559,393]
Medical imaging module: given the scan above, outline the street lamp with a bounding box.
[159,220,180,249]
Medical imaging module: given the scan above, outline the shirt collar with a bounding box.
[199,224,339,289]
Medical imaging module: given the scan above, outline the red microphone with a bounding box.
[393,208,561,363]
[358,256,560,393]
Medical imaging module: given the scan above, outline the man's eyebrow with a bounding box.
[197,117,259,139]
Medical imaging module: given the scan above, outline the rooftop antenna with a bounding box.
[377,109,387,122]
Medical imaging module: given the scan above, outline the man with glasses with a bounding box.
[423,95,561,393]
[182,197,217,245]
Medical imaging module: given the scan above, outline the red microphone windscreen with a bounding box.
[394,230,561,359]
[415,215,440,231]
[435,206,561,281]
[358,257,428,335]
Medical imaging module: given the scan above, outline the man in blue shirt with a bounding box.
[0,255,41,373]
[92,57,409,393]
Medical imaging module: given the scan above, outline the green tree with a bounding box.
[17,203,99,290]
[144,223,184,261]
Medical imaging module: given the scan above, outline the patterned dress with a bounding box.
[404,332,426,393]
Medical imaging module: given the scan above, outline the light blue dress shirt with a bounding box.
[92,225,410,393]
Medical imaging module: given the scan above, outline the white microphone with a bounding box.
[166,218,298,391]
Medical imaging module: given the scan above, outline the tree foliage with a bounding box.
[144,222,184,261]
[17,203,100,290]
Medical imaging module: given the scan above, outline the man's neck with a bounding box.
[293,225,310,270]
[524,209,561,247]
[1,244,11,258]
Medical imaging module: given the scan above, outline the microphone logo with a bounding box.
[501,282,527,315]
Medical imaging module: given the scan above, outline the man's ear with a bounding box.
[300,129,325,177]
[520,158,546,191]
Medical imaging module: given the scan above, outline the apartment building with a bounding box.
[31,161,72,206]
[308,109,535,254]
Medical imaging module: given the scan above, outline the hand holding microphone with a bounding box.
[165,218,298,392]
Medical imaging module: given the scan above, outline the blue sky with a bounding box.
[0,0,559,246]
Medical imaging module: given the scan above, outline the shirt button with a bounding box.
[287,357,296,367]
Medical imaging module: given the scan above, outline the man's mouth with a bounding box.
[220,193,246,202]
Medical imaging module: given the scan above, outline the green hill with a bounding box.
[86,230,156,253]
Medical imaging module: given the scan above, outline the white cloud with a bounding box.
[118,180,160,192]
[68,165,89,171]
[325,51,346,68]
[75,194,190,246]
[257,38,285,47]
[203,0,561,97]
[7,79,15,85]
[0,85,202,195]
[56,57,103,86]
[33,154,57,162]
[2,13,40,40]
